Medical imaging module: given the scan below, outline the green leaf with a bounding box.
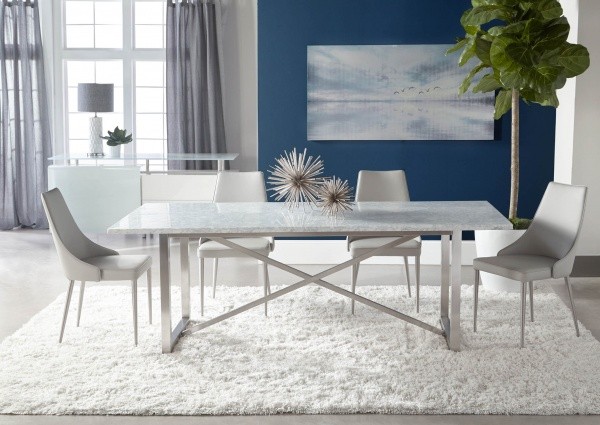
[459,37,477,66]
[459,63,487,94]
[446,38,467,55]
[534,0,563,20]
[558,43,590,77]
[473,73,502,92]
[494,89,512,119]
[474,37,492,66]
[505,43,536,67]
[462,5,510,26]
[459,9,479,36]
[534,18,570,51]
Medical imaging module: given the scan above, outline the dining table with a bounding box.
[108,201,511,353]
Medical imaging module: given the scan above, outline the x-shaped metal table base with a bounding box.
[159,232,462,354]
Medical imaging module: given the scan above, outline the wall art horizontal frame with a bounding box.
[307,45,495,141]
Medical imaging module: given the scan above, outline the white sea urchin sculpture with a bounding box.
[267,148,324,209]
[316,176,354,217]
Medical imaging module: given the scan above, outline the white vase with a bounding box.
[475,229,526,293]
[108,145,121,158]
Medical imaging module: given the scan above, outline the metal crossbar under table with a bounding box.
[159,231,462,353]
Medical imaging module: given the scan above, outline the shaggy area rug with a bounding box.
[1,283,599,415]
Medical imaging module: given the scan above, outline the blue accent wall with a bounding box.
[258,0,555,236]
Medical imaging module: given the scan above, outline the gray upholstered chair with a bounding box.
[347,170,422,313]
[473,182,587,348]
[197,171,273,316]
[41,188,152,346]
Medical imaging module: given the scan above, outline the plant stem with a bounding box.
[509,88,520,221]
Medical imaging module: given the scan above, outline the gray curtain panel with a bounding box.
[0,0,51,230]
[166,0,227,171]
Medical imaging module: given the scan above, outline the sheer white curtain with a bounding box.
[0,0,52,229]
[166,0,227,171]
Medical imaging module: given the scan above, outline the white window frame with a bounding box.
[49,0,166,159]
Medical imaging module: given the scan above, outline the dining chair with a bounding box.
[473,182,587,348]
[41,188,152,346]
[197,171,273,316]
[347,170,422,313]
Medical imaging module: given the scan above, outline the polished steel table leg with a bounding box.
[180,237,190,320]
[160,235,172,353]
[439,235,450,340]
[448,230,462,351]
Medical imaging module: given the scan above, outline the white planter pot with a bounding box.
[475,229,526,293]
[107,145,121,158]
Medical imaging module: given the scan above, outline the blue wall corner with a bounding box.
[257,0,556,236]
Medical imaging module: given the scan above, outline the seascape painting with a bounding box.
[307,45,495,141]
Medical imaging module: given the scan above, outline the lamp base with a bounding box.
[89,116,104,156]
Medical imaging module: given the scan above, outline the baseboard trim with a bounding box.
[270,240,476,265]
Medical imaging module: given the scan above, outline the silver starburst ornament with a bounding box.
[316,176,354,217]
[267,148,324,209]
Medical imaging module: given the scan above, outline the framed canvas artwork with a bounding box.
[307,45,495,141]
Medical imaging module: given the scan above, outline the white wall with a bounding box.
[220,0,259,171]
[555,0,600,255]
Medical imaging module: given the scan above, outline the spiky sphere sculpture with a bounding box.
[267,148,324,209]
[316,176,354,217]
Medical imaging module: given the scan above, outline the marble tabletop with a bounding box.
[49,153,239,161]
[108,201,511,236]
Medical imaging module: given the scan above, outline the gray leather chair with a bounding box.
[348,170,422,313]
[41,188,152,345]
[197,171,273,316]
[473,182,587,348]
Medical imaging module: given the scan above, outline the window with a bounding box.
[55,0,167,168]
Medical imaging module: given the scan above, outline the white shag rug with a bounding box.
[1,283,600,415]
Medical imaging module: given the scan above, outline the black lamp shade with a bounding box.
[77,83,114,113]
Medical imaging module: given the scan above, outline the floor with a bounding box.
[1,229,599,424]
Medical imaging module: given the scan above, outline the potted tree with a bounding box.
[449,0,589,291]
[102,126,133,159]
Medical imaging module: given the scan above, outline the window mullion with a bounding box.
[123,0,134,158]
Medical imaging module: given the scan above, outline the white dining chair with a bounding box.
[41,188,152,346]
[197,171,273,316]
[473,182,587,348]
[347,170,422,313]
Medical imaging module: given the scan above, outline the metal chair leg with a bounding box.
[415,256,421,313]
[212,258,219,298]
[473,270,480,332]
[76,281,86,327]
[564,277,580,337]
[403,256,412,298]
[520,282,526,348]
[200,258,205,316]
[132,279,138,346]
[262,261,269,317]
[59,280,75,343]
[147,269,152,324]
[351,263,359,315]
[528,281,534,322]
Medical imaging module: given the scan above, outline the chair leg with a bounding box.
[351,263,360,315]
[403,256,412,298]
[474,270,480,332]
[212,258,219,298]
[528,281,534,322]
[76,281,86,327]
[147,268,152,325]
[564,277,580,337]
[415,256,421,313]
[132,279,138,346]
[200,258,205,316]
[262,261,269,317]
[59,280,75,343]
[520,282,526,348]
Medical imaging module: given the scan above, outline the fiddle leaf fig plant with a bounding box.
[448,0,590,224]
[101,126,133,146]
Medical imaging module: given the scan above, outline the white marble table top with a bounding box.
[108,201,511,236]
[49,153,239,161]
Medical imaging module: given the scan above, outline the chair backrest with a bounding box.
[213,171,267,202]
[41,188,116,281]
[499,182,587,277]
[355,170,410,202]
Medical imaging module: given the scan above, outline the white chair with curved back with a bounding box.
[347,170,422,313]
[473,182,587,348]
[197,171,273,316]
[41,188,152,346]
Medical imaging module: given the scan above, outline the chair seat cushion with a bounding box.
[349,236,421,257]
[84,255,152,281]
[198,237,272,258]
[473,254,557,282]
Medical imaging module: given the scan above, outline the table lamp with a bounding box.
[77,83,114,157]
